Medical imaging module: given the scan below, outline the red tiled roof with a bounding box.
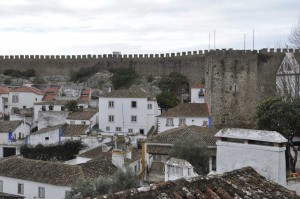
[192,83,205,88]
[97,167,300,199]
[42,94,57,101]
[11,86,44,95]
[45,86,60,93]
[0,86,11,94]
[81,89,91,95]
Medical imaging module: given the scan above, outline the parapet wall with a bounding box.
[1,48,299,128]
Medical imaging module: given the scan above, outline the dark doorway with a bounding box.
[3,147,16,157]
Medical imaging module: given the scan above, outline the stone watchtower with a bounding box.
[215,128,287,186]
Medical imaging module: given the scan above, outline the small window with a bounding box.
[23,106,26,109]
[12,95,19,103]
[0,180,3,192]
[106,126,110,131]
[35,98,37,101]
[61,106,65,111]
[166,118,173,126]
[70,121,75,125]
[116,127,122,132]
[148,104,152,109]
[108,101,114,108]
[131,115,137,122]
[128,129,133,133]
[81,121,86,125]
[45,137,49,141]
[42,106,46,111]
[139,129,144,135]
[49,105,53,111]
[131,101,137,108]
[4,105,8,108]
[179,118,186,126]
[198,89,204,97]
[18,132,21,140]
[18,183,24,194]
[38,187,45,198]
[108,115,114,122]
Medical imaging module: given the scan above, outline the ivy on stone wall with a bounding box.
[20,140,86,161]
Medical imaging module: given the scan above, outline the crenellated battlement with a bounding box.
[0,48,298,61]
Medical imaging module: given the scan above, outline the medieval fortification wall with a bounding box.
[0,48,299,127]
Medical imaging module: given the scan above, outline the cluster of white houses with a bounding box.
[0,76,300,198]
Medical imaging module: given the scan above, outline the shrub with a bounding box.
[111,68,137,89]
[4,69,36,78]
[4,78,11,85]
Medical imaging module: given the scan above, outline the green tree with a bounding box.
[158,72,189,95]
[4,78,11,85]
[111,68,137,89]
[255,97,300,172]
[65,100,78,112]
[66,168,139,199]
[168,138,210,175]
[156,91,179,110]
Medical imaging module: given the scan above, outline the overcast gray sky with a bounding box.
[0,0,299,55]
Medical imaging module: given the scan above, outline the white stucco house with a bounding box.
[164,158,198,181]
[98,89,159,137]
[157,103,211,133]
[0,156,117,199]
[215,128,287,186]
[28,124,90,146]
[7,86,44,115]
[190,83,205,103]
[0,121,31,158]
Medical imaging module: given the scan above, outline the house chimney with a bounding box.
[215,128,287,186]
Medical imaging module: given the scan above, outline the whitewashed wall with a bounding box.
[191,88,205,103]
[29,128,60,146]
[38,111,69,130]
[34,104,65,122]
[216,141,286,186]
[0,176,70,199]
[99,97,159,134]
[7,92,43,114]
[158,117,208,133]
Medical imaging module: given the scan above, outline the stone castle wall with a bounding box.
[0,48,299,127]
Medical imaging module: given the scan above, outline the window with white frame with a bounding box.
[147,104,152,109]
[38,187,45,198]
[18,183,24,194]
[12,95,19,103]
[108,115,114,122]
[0,180,3,192]
[179,118,186,126]
[108,101,114,108]
[166,118,173,126]
[116,127,122,132]
[131,115,137,122]
[131,101,137,108]
[128,129,133,133]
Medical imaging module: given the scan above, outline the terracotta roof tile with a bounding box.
[96,167,300,199]
[192,83,205,88]
[147,125,218,146]
[159,103,210,117]
[67,109,98,120]
[0,86,11,94]
[81,89,91,95]
[0,121,22,132]
[0,157,84,186]
[79,157,118,178]
[62,125,89,136]
[103,88,153,99]
[11,86,44,95]
[78,146,112,159]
